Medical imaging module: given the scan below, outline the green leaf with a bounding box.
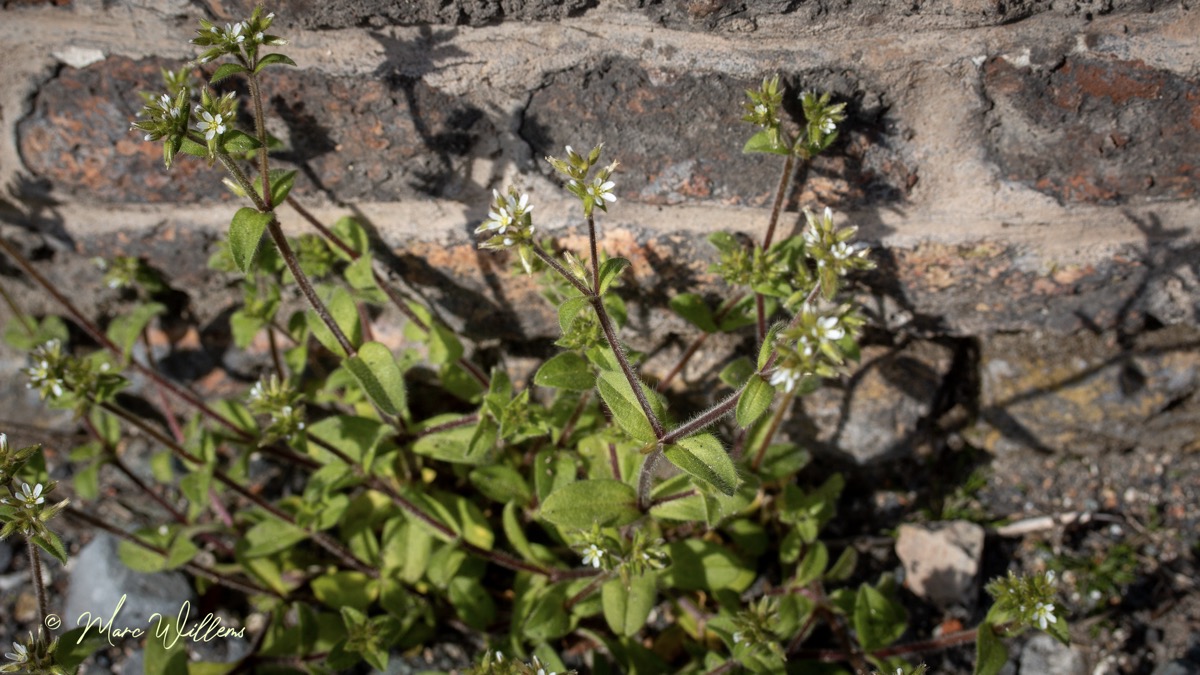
[165,533,199,570]
[305,287,362,357]
[312,571,377,612]
[719,356,756,389]
[32,530,68,566]
[228,208,273,274]
[209,62,248,84]
[255,53,297,73]
[523,582,573,641]
[597,257,631,294]
[331,217,370,260]
[595,371,663,444]
[241,519,310,558]
[853,583,907,652]
[539,480,640,530]
[221,130,261,155]
[53,627,105,671]
[117,530,169,573]
[428,323,464,365]
[825,546,858,582]
[534,352,595,390]
[664,540,754,592]
[448,576,496,630]
[306,415,388,465]
[708,231,740,254]
[602,571,657,637]
[558,295,591,334]
[669,293,718,333]
[735,374,774,428]
[975,623,1009,675]
[144,615,189,675]
[344,341,408,417]
[259,169,297,207]
[106,302,166,362]
[743,128,791,155]
[411,420,485,465]
[469,465,532,505]
[795,540,828,586]
[179,137,208,158]
[663,433,740,496]
[3,314,68,351]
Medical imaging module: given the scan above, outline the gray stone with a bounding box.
[1019,634,1087,675]
[793,341,956,465]
[895,521,985,610]
[1152,660,1200,675]
[63,533,194,640]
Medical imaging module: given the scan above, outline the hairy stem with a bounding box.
[284,196,490,388]
[636,449,662,511]
[244,70,273,211]
[27,541,47,625]
[587,213,601,292]
[67,507,282,598]
[755,153,800,345]
[751,388,796,472]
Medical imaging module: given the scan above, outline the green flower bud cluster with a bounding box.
[247,375,306,443]
[770,307,865,394]
[985,570,1066,639]
[472,651,575,675]
[802,206,875,301]
[193,87,239,159]
[741,76,786,150]
[546,144,619,218]
[22,340,126,410]
[729,597,786,665]
[797,90,846,158]
[0,629,67,675]
[129,69,193,168]
[192,6,286,65]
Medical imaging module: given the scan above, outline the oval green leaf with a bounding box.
[663,433,740,496]
[344,341,408,417]
[539,479,640,530]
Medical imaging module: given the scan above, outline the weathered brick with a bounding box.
[974,325,1200,455]
[16,57,496,204]
[227,0,594,28]
[983,54,1200,204]
[521,58,913,210]
[634,0,1174,32]
[865,241,1156,335]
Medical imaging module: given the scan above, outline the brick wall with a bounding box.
[1,0,1198,460]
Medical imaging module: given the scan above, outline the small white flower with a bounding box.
[494,651,503,662]
[1045,570,1056,585]
[158,525,169,536]
[196,110,226,141]
[19,483,45,509]
[754,103,767,117]
[732,631,743,644]
[255,32,264,42]
[769,365,803,393]
[248,381,265,402]
[814,315,845,343]
[582,544,604,568]
[1032,602,1057,630]
[0,433,7,453]
[819,117,836,134]
[586,177,617,205]
[4,641,27,663]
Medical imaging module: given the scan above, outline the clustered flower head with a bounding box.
[247,375,306,442]
[192,5,286,65]
[476,650,574,675]
[546,144,620,217]
[727,597,786,663]
[129,68,193,167]
[476,188,536,250]
[985,569,1065,638]
[193,87,239,157]
[0,478,67,543]
[23,339,67,402]
[801,206,873,300]
[0,629,60,674]
[798,90,846,156]
[769,307,863,393]
[741,75,785,149]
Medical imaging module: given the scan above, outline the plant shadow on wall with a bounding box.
[0,7,1083,674]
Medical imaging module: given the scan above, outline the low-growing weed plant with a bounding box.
[0,6,1070,674]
